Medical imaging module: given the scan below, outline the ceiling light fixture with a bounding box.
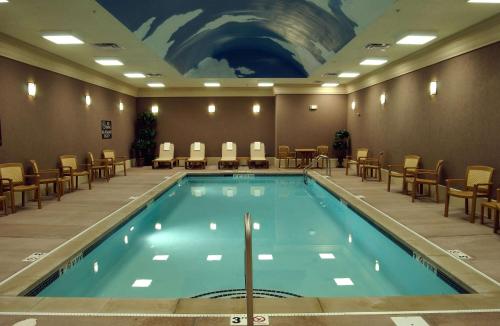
[204,82,221,87]
[360,58,388,66]
[258,82,274,87]
[397,34,437,45]
[124,72,146,78]
[42,34,84,45]
[94,58,124,66]
[147,83,165,88]
[321,82,339,87]
[339,72,360,78]
[0,0,9,3]
[468,0,500,3]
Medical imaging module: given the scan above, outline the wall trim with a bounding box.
[346,14,500,94]
[0,32,138,97]
[273,86,347,95]
[137,87,275,98]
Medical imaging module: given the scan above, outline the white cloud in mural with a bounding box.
[134,16,156,40]
[194,15,266,37]
[261,37,321,74]
[186,57,255,77]
[311,40,334,60]
[142,9,203,58]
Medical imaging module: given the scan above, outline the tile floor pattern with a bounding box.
[0,166,499,325]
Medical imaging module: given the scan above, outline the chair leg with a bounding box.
[76,176,79,189]
[124,163,127,176]
[10,190,16,213]
[412,182,417,202]
[494,210,499,233]
[470,196,477,223]
[387,174,391,192]
[36,188,41,209]
[22,192,25,207]
[465,198,469,215]
[88,174,92,190]
[57,181,61,201]
[444,193,450,217]
[480,205,485,224]
[345,162,349,175]
[45,184,49,196]
[435,184,440,203]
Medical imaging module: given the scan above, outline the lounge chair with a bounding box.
[410,160,444,203]
[87,152,110,182]
[218,142,239,169]
[153,142,176,169]
[360,152,384,182]
[249,142,269,169]
[277,145,296,168]
[59,155,92,191]
[444,165,494,223]
[0,163,41,213]
[387,154,421,194]
[316,145,329,168]
[186,142,207,169]
[30,160,70,201]
[480,188,499,233]
[345,148,368,176]
[102,149,127,176]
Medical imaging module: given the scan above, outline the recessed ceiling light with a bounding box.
[468,0,500,3]
[95,58,124,66]
[258,82,274,87]
[334,278,354,286]
[0,0,10,3]
[153,255,169,261]
[124,72,146,78]
[210,223,217,230]
[207,254,222,261]
[253,222,260,230]
[397,34,437,45]
[148,83,165,88]
[258,254,273,261]
[132,279,152,288]
[42,34,84,45]
[360,58,388,66]
[339,72,360,78]
[321,82,339,87]
[319,253,336,260]
[204,82,220,87]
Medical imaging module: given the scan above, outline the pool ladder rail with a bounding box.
[244,212,254,326]
[304,154,332,184]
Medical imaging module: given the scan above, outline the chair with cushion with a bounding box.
[316,145,329,168]
[153,142,176,169]
[360,152,384,182]
[387,154,421,194]
[186,142,207,169]
[0,163,41,213]
[59,155,92,191]
[30,160,69,201]
[277,145,296,169]
[480,188,499,233]
[345,148,368,176]
[249,142,269,169]
[219,142,239,169]
[411,160,444,203]
[87,152,110,182]
[444,165,494,223]
[102,149,127,176]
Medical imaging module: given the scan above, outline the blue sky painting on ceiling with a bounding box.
[97,0,394,78]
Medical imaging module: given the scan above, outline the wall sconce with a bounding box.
[351,100,356,110]
[208,104,216,113]
[253,104,261,113]
[380,93,386,105]
[151,104,159,114]
[429,81,438,95]
[85,95,92,106]
[27,82,37,97]
[119,101,124,111]
[309,104,318,111]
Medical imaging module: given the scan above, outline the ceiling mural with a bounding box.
[97,0,394,78]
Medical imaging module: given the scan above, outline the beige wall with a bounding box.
[136,97,276,157]
[0,55,136,169]
[347,42,500,187]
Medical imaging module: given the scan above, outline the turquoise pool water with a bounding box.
[37,175,462,298]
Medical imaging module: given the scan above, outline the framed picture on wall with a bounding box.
[101,120,112,139]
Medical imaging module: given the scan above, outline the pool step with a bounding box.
[192,289,301,299]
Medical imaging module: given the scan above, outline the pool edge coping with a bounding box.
[0,170,498,315]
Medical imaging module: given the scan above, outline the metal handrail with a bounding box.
[244,212,254,326]
[303,155,331,184]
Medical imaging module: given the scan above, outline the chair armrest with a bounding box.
[38,169,61,178]
[446,178,465,188]
[24,174,40,185]
[345,155,352,160]
[387,163,403,168]
[473,183,493,195]
[496,188,500,201]
[414,171,438,176]
[61,165,74,174]
[0,178,13,192]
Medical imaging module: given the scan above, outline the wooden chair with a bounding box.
[88,152,110,182]
[480,188,499,233]
[30,160,68,201]
[102,149,127,176]
[277,145,296,168]
[387,155,421,194]
[360,152,384,182]
[444,165,494,223]
[153,142,176,169]
[316,145,329,168]
[345,148,369,176]
[0,163,41,213]
[411,160,444,203]
[59,155,92,191]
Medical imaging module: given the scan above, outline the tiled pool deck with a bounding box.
[0,166,499,325]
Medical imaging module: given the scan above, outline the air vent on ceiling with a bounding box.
[146,73,163,77]
[322,72,338,77]
[92,42,121,49]
[365,43,391,50]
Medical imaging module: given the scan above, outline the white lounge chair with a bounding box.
[218,142,238,169]
[186,142,207,169]
[249,142,269,169]
[153,142,176,169]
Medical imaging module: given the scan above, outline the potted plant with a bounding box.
[132,112,157,166]
[332,129,350,168]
